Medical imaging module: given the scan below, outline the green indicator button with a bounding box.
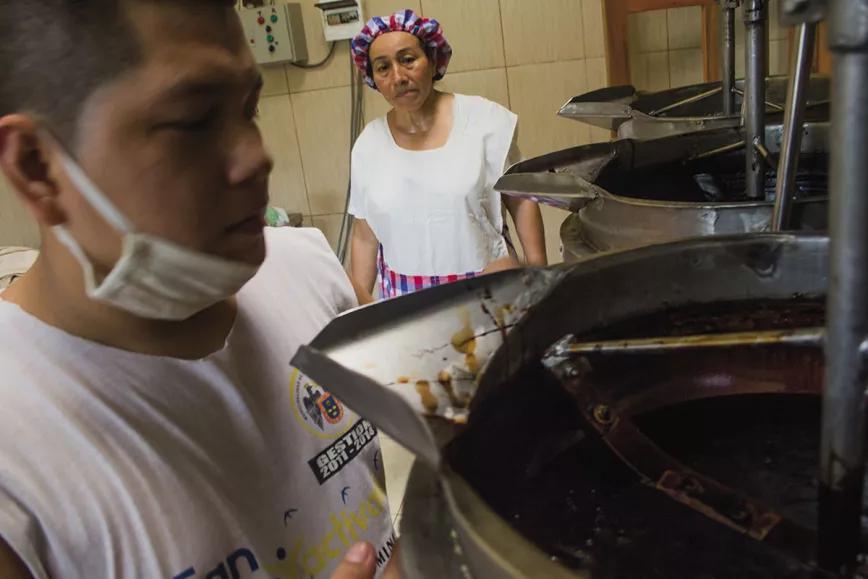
[267,34,274,42]
[270,14,278,23]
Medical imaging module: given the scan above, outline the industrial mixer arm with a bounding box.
[540,323,835,571]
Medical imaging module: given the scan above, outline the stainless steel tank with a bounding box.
[293,234,843,579]
[497,121,828,260]
[559,76,829,140]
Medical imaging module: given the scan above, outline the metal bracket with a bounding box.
[781,0,827,26]
[744,0,767,23]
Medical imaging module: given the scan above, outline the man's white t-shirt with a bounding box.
[348,94,518,276]
[0,227,394,579]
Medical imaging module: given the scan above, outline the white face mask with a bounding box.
[50,140,260,321]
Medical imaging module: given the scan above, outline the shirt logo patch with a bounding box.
[317,392,344,425]
[290,368,354,440]
[308,418,378,484]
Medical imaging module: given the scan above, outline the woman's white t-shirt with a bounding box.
[348,94,518,276]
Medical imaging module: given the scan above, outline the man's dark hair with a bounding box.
[0,1,142,147]
[0,0,234,148]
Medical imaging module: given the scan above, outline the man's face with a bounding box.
[57,2,272,268]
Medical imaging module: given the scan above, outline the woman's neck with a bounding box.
[390,90,443,135]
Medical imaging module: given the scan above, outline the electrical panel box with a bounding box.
[239,3,308,66]
[315,0,364,42]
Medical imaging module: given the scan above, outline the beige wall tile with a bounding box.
[628,10,669,54]
[365,0,422,18]
[769,0,787,41]
[582,0,607,58]
[420,0,506,73]
[586,56,607,90]
[363,85,393,124]
[287,42,353,93]
[734,4,745,48]
[311,214,346,251]
[540,205,568,264]
[769,38,790,76]
[588,126,613,144]
[669,48,703,88]
[735,44,745,78]
[439,68,510,107]
[0,176,39,248]
[631,51,670,91]
[260,64,289,97]
[276,0,351,94]
[507,60,590,159]
[258,95,311,215]
[500,0,584,66]
[667,6,701,50]
[646,51,671,90]
[293,87,352,214]
[587,55,614,143]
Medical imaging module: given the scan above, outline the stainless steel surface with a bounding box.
[722,1,738,115]
[398,456,474,578]
[780,0,828,25]
[734,86,787,111]
[820,0,868,571]
[304,235,829,578]
[558,76,829,140]
[291,267,565,467]
[498,123,828,254]
[745,0,768,199]
[694,139,746,159]
[649,86,722,116]
[545,327,824,357]
[754,137,778,169]
[773,22,817,231]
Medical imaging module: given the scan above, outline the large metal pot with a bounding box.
[497,122,828,257]
[293,234,832,578]
[559,76,830,140]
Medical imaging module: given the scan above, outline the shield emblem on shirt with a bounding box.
[317,393,344,424]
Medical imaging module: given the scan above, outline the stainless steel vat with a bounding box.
[559,76,829,140]
[497,121,828,259]
[293,234,833,579]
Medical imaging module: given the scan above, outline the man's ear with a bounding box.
[0,115,67,227]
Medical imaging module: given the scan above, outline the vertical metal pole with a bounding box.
[744,0,767,199]
[820,0,868,573]
[722,1,738,115]
[771,22,816,231]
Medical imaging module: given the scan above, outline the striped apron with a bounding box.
[377,245,480,299]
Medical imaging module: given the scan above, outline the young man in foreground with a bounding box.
[0,1,395,577]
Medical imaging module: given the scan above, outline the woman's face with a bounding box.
[369,32,436,112]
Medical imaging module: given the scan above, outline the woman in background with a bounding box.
[348,9,547,300]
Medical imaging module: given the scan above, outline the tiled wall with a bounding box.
[0,0,607,264]
[628,3,791,92]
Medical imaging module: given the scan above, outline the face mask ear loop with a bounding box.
[39,129,135,235]
[51,225,101,293]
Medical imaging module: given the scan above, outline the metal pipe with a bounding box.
[548,327,824,357]
[819,0,868,572]
[649,86,722,116]
[772,23,816,231]
[753,138,778,170]
[744,0,767,199]
[732,87,786,111]
[693,139,746,159]
[722,1,737,115]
